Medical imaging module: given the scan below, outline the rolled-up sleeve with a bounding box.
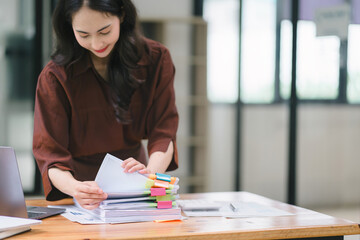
[33,64,73,200]
[146,48,179,171]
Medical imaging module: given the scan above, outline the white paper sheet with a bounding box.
[0,216,41,231]
[224,201,294,218]
[95,154,149,193]
[180,201,294,218]
[48,205,104,224]
[49,205,184,224]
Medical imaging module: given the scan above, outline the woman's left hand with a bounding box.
[122,157,150,174]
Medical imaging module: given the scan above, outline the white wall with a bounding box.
[241,105,288,202]
[133,0,193,18]
[206,104,236,193]
[207,104,360,208]
[297,105,360,207]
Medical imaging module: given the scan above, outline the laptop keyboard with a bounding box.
[27,211,45,219]
[26,206,66,219]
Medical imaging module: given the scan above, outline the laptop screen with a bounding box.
[0,146,29,218]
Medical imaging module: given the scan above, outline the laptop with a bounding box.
[0,146,65,220]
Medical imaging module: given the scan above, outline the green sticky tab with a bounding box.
[145,179,154,189]
[148,202,158,207]
[156,195,172,201]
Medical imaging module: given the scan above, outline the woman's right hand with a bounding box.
[72,181,108,210]
[48,168,107,209]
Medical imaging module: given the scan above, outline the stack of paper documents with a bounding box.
[76,154,181,223]
[0,216,41,239]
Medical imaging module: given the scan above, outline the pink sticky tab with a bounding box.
[157,201,173,209]
[150,188,166,196]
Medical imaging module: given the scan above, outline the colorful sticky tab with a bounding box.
[156,173,172,182]
[156,195,173,202]
[154,219,182,223]
[148,174,157,180]
[150,188,166,196]
[169,177,177,185]
[154,179,170,188]
[145,179,154,189]
[147,173,178,186]
[157,201,173,209]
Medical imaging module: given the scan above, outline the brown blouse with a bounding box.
[33,38,179,201]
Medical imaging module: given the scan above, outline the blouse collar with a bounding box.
[72,44,151,78]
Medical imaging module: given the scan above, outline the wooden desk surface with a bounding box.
[12,192,360,240]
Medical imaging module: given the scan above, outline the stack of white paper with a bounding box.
[76,154,181,223]
[0,216,41,239]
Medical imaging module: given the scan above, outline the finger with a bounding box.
[74,194,107,209]
[83,182,107,199]
[123,160,140,173]
[74,185,107,199]
[77,183,104,195]
[77,197,104,206]
[74,191,107,201]
[81,202,101,210]
[82,181,103,190]
[138,168,149,174]
[121,158,135,168]
[128,164,146,173]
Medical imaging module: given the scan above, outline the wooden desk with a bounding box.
[12,192,360,240]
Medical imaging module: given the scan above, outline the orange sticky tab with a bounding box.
[170,177,177,185]
[150,188,166,196]
[154,179,169,188]
[157,201,173,209]
[148,174,157,180]
[154,219,182,223]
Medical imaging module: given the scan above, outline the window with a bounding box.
[203,0,239,103]
[280,20,340,100]
[241,0,277,103]
[204,0,360,104]
[347,24,360,103]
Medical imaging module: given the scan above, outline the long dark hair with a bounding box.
[52,0,145,123]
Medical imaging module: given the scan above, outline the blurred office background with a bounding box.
[0,0,359,234]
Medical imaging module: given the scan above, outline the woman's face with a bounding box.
[72,6,121,59]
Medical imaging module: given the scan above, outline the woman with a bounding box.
[33,0,178,210]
